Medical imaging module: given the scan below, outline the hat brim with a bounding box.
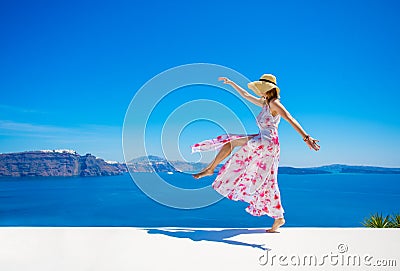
[248,81,280,97]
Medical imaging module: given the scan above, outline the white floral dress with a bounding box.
[191,102,285,218]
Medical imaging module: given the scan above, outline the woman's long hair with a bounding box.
[264,87,281,105]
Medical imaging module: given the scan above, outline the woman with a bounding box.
[191,74,320,233]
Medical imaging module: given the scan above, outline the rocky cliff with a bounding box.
[2,151,398,177]
[0,150,127,177]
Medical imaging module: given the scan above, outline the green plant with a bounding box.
[361,212,392,228]
[388,213,400,228]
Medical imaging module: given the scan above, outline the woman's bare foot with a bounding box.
[266,217,285,233]
[192,168,214,179]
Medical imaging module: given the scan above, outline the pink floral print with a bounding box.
[191,103,285,219]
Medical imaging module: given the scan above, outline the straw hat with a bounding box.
[248,74,280,97]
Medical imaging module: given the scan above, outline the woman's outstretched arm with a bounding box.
[270,98,320,151]
[218,77,263,107]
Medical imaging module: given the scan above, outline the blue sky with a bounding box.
[0,0,399,167]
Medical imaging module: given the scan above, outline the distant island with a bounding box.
[127,155,206,173]
[127,155,400,175]
[0,152,399,177]
[0,150,127,177]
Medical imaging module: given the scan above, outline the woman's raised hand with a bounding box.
[218,77,233,84]
[306,136,320,151]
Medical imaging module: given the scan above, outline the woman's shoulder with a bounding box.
[268,97,281,106]
[268,98,281,117]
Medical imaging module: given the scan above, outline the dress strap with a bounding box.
[262,96,267,106]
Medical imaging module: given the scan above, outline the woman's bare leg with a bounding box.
[192,135,257,179]
[192,142,233,179]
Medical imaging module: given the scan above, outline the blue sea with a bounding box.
[0,172,399,227]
